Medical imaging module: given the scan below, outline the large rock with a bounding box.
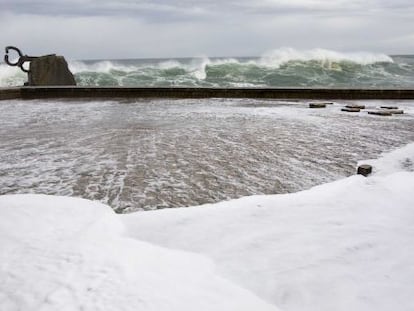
[28,55,76,86]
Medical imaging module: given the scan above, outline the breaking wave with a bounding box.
[1,48,414,88]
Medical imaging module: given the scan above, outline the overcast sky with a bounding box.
[1,0,413,59]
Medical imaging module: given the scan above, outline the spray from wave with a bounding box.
[1,48,413,88]
[0,64,27,87]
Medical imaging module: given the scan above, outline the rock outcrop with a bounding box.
[28,55,76,86]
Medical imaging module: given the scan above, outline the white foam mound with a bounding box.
[359,142,414,176]
[1,143,414,311]
[122,143,414,311]
[259,47,393,67]
[0,195,277,311]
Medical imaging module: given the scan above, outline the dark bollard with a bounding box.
[357,164,372,177]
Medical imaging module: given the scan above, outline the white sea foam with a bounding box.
[122,142,414,311]
[0,194,277,311]
[2,142,412,310]
[360,143,414,176]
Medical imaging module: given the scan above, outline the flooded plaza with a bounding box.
[1,98,413,212]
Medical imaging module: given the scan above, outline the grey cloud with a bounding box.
[2,0,414,20]
[1,0,211,20]
[1,0,413,58]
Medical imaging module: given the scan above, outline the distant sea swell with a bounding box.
[1,48,414,88]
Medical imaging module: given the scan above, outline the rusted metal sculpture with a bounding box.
[4,46,53,73]
[4,46,76,86]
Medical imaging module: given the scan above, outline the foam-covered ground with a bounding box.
[0,99,413,212]
[1,143,414,310]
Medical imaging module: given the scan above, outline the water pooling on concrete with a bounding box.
[1,99,413,212]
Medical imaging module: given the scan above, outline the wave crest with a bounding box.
[259,47,393,68]
[69,61,137,74]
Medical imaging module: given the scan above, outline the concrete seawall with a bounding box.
[1,86,414,101]
[0,87,22,100]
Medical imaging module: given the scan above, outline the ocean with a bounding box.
[1,48,414,88]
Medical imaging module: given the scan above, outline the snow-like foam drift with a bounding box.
[360,143,414,176]
[1,143,414,310]
[0,195,277,311]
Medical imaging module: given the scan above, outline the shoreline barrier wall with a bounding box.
[1,87,414,101]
